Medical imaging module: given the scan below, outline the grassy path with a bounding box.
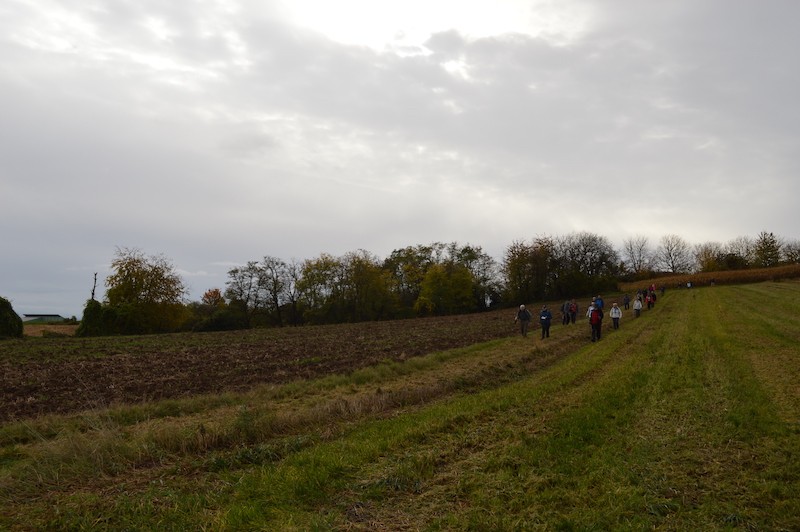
[2,283,799,530]
[230,283,799,530]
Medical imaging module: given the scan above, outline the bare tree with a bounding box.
[558,232,618,278]
[284,258,303,325]
[655,234,694,273]
[783,239,800,263]
[225,261,266,315]
[725,236,755,267]
[550,232,619,297]
[259,255,291,325]
[621,235,653,274]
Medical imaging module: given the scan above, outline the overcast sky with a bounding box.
[2,0,798,318]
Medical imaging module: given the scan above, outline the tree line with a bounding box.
[71,230,799,336]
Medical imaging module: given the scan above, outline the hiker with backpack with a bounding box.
[514,304,532,337]
[561,300,571,325]
[568,299,578,324]
[540,305,553,339]
[587,302,603,342]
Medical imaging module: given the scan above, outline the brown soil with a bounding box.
[2,310,522,422]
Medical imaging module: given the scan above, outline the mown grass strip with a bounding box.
[211,311,654,529]
[716,282,800,423]
[212,286,798,531]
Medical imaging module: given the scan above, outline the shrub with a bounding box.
[193,306,251,332]
[75,299,106,337]
[0,296,23,338]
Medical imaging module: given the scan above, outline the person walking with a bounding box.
[587,302,603,342]
[633,296,643,318]
[568,299,578,324]
[623,294,630,310]
[514,304,532,337]
[561,300,571,325]
[609,302,622,329]
[540,305,553,339]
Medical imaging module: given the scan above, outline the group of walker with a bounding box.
[514,285,660,342]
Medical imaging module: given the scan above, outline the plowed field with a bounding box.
[2,310,520,421]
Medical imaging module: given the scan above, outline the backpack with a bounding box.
[589,309,601,325]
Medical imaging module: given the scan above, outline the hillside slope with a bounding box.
[2,282,799,530]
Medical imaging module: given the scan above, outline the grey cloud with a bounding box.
[2,1,799,317]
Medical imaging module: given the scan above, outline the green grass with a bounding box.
[2,281,800,530]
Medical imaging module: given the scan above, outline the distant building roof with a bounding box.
[22,314,66,322]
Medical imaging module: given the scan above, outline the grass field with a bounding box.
[2,282,799,530]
